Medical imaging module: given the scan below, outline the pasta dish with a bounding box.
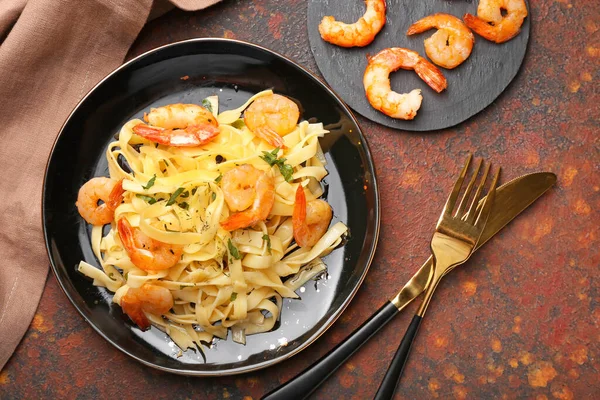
[75,90,347,352]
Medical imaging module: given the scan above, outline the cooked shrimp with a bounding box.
[76,177,124,225]
[293,185,333,248]
[132,103,220,147]
[120,283,173,330]
[363,47,447,120]
[464,0,527,44]
[117,218,183,272]
[244,94,300,148]
[220,164,275,231]
[318,0,386,48]
[407,13,474,69]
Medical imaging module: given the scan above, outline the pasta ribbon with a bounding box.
[78,90,348,353]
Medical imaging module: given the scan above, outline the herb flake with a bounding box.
[167,187,185,206]
[231,119,245,129]
[142,174,156,190]
[230,292,238,302]
[262,234,272,255]
[215,173,223,184]
[260,147,294,182]
[278,163,294,182]
[260,148,280,166]
[227,239,242,260]
[136,194,157,204]
[201,99,213,113]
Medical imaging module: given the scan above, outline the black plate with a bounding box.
[42,39,380,375]
[307,0,530,131]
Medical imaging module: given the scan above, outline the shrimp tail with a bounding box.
[463,13,515,44]
[121,294,151,330]
[117,218,135,253]
[132,124,166,141]
[254,127,287,149]
[406,18,434,35]
[463,14,493,40]
[220,212,259,232]
[186,123,220,144]
[132,123,219,147]
[414,59,447,93]
[107,178,125,210]
[292,186,309,248]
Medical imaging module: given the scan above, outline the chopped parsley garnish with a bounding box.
[230,292,238,302]
[231,119,245,129]
[227,239,242,260]
[278,163,294,182]
[262,234,272,255]
[136,194,157,204]
[142,174,156,190]
[211,192,216,201]
[215,173,223,184]
[191,187,198,195]
[260,148,280,166]
[167,187,185,205]
[180,190,189,198]
[179,202,189,210]
[201,99,213,113]
[260,147,294,182]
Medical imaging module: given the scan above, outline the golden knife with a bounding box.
[262,172,557,400]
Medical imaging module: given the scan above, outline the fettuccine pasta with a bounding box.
[77,90,347,352]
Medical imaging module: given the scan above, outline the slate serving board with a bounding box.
[307,0,530,131]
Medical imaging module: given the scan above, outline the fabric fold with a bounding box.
[0,0,220,371]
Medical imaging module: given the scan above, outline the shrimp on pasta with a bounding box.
[76,90,348,353]
[133,103,220,147]
[243,94,300,148]
[76,177,124,225]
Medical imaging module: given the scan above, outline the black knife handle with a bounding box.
[261,301,399,400]
[374,315,423,400]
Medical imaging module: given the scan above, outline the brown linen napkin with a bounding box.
[0,0,221,370]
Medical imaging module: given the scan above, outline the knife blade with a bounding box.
[262,171,556,400]
[390,171,557,309]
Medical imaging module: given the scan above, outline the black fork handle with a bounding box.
[261,301,399,400]
[373,315,423,400]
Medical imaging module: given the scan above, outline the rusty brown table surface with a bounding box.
[2,1,599,399]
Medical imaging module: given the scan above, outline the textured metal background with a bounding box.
[1,0,598,399]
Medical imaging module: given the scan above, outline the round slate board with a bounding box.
[307,0,530,131]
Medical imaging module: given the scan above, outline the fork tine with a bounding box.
[454,158,482,218]
[439,154,472,222]
[475,167,501,227]
[464,162,491,224]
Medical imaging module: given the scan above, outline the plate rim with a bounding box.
[42,37,381,376]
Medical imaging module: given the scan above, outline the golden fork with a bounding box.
[374,154,500,400]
